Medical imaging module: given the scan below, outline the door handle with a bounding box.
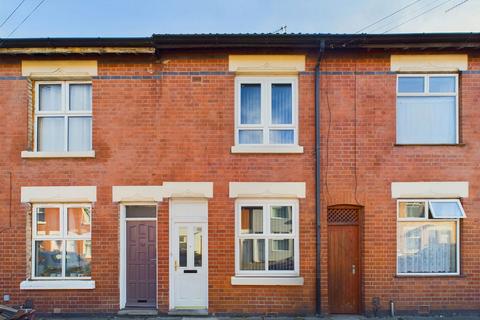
[352,264,356,275]
[174,260,178,271]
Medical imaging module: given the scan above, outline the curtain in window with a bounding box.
[39,84,62,111]
[397,222,456,273]
[68,117,92,151]
[240,84,261,124]
[268,239,294,270]
[240,239,265,270]
[239,130,262,144]
[397,96,456,144]
[271,84,292,124]
[69,84,92,111]
[269,130,294,144]
[38,117,64,151]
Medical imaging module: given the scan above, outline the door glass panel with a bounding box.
[178,227,188,267]
[194,226,202,267]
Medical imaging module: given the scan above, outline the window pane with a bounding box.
[270,206,292,234]
[194,227,202,267]
[35,240,63,277]
[429,201,465,218]
[397,221,457,273]
[397,96,456,144]
[240,207,263,234]
[68,117,92,151]
[179,227,187,267]
[398,202,426,219]
[239,239,265,270]
[69,84,92,111]
[239,129,263,144]
[36,207,61,236]
[271,83,292,124]
[67,207,91,236]
[398,77,424,93]
[429,77,456,93]
[240,84,261,124]
[269,130,294,144]
[66,240,91,277]
[39,84,62,111]
[37,117,64,151]
[268,239,294,271]
[125,206,156,218]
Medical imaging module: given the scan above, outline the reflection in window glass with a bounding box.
[398,77,424,93]
[66,240,92,277]
[269,130,294,144]
[35,240,63,277]
[241,207,263,234]
[194,227,202,267]
[240,84,261,124]
[239,130,263,144]
[270,206,292,234]
[271,83,292,124]
[398,202,425,219]
[429,77,455,93]
[240,239,265,270]
[269,239,294,271]
[36,207,61,236]
[179,227,187,267]
[67,207,91,236]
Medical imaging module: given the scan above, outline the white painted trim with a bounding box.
[22,60,98,77]
[163,182,213,198]
[231,145,304,154]
[21,186,97,203]
[119,203,158,309]
[391,182,468,199]
[112,186,163,202]
[21,151,95,158]
[229,182,306,199]
[20,280,95,290]
[391,54,468,72]
[230,276,304,286]
[228,55,305,74]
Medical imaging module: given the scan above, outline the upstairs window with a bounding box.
[396,75,458,144]
[397,199,465,275]
[35,81,92,152]
[235,77,298,146]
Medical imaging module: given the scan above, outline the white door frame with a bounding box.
[119,202,158,310]
[168,199,209,310]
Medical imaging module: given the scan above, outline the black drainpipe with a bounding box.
[315,39,325,315]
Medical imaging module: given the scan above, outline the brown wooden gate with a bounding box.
[328,206,361,314]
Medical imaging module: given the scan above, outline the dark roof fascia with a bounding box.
[0,37,152,48]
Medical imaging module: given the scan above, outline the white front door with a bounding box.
[172,222,208,309]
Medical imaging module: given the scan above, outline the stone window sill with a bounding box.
[231,276,304,286]
[21,151,95,158]
[20,280,95,290]
[394,143,465,147]
[231,145,304,154]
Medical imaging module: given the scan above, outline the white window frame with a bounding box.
[396,199,460,276]
[34,81,92,152]
[234,76,299,147]
[396,74,459,144]
[31,203,92,280]
[235,199,299,277]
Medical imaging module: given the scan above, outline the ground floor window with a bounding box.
[32,203,92,279]
[397,200,464,275]
[235,199,299,276]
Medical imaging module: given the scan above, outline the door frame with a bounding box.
[168,199,209,310]
[327,205,363,314]
[119,202,158,310]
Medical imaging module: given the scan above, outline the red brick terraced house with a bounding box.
[0,33,479,316]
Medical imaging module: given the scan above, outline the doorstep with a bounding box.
[168,308,209,316]
[117,308,158,316]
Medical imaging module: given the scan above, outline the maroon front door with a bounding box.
[126,221,156,308]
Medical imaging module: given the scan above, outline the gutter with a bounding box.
[315,39,325,315]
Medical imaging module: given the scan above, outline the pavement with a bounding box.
[36,315,480,320]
